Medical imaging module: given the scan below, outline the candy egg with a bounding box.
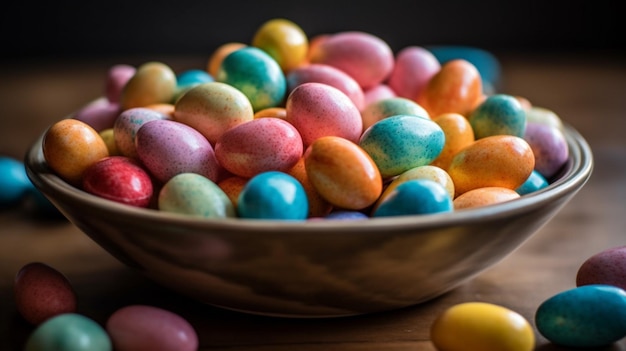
[14,262,77,325]
[120,61,177,110]
[237,171,308,220]
[82,156,154,208]
[360,97,430,131]
[99,128,119,156]
[217,176,248,207]
[286,63,365,110]
[252,18,309,73]
[174,69,214,101]
[105,64,136,104]
[325,210,369,220]
[285,82,362,146]
[387,46,441,101]
[73,98,121,132]
[372,179,453,217]
[523,122,569,179]
[417,59,484,118]
[158,173,235,219]
[525,106,563,130]
[363,84,397,107]
[516,170,548,195]
[470,94,527,139]
[43,119,109,186]
[113,107,169,159]
[430,112,475,171]
[174,82,254,145]
[448,135,535,196]
[217,46,286,111]
[25,313,112,351]
[304,136,382,210]
[431,302,534,351]
[135,119,221,183]
[106,305,198,351]
[0,156,31,207]
[576,245,626,290]
[206,42,246,77]
[215,117,303,178]
[535,284,626,348]
[254,107,287,119]
[286,157,333,218]
[308,31,394,90]
[453,187,520,210]
[359,115,445,178]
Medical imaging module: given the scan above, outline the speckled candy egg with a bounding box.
[206,42,246,78]
[217,176,248,207]
[174,82,254,145]
[470,94,527,139]
[359,115,445,179]
[217,46,286,111]
[105,64,136,104]
[448,135,535,196]
[286,63,365,110]
[453,187,521,210]
[576,246,626,290]
[25,313,111,351]
[237,171,308,220]
[285,82,362,146]
[304,136,382,210]
[106,305,198,351]
[431,302,534,351]
[360,97,430,131]
[430,112,475,171]
[215,117,303,178]
[524,122,569,179]
[387,46,441,101]
[120,61,177,110]
[373,179,453,217]
[14,262,77,325]
[159,173,235,218]
[308,31,394,90]
[535,284,626,348]
[252,18,309,73]
[135,119,221,183]
[113,107,169,159]
[43,119,109,186]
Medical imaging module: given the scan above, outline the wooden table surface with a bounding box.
[1,52,625,350]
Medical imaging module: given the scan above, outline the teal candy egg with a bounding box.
[25,313,112,351]
[217,46,286,111]
[373,179,453,217]
[237,171,308,220]
[535,284,626,348]
[359,115,445,178]
[0,156,31,207]
[174,69,214,101]
[158,173,236,219]
[516,170,549,195]
[469,94,526,139]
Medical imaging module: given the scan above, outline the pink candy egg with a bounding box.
[135,119,221,183]
[73,98,121,132]
[308,31,394,89]
[215,117,303,178]
[14,262,77,325]
[106,64,136,103]
[106,305,198,351]
[577,246,626,291]
[285,82,362,146]
[82,156,154,207]
[363,84,397,109]
[387,46,441,101]
[113,107,169,159]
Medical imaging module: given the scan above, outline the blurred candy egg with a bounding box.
[206,42,246,78]
[217,176,248,207]
[576,246,626,290]
[237,171,308,220]
[174,82,254,145]
[387,46,441,101]
[254,107,287,119]
[360,97,430,131]
[536,284,626,348]
[158,173,235,219]
[523,122,569,179]
[252,18,309,73]
[105,64,136,104]
[43,119,109,186]
[304,136,382,210]
[135,119,221,183]
[448,135,534,196]
[431,302,534,351]
[363,84,397,108]
[25,313,112,351]
[14,262,77,325]
[516,170,549,195]
[525,106,563,130]
[373,179,453,217]
[430,112,475,171]
[359,115,445,179]
[120,61,177,110]
[453,187,520,210]
[285,82,362,146]
[0,156,31,207]
[308,31,394,89]
[73,98,121,132]
[286,157,333,218]
[174,69,214,101]
[82,156,153,208]
[113,107,169,159]
[217,46,286,111]
[325,210,368,220]
[215,117,303,178]
[470,94,527,139]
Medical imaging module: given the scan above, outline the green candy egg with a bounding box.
[469,94,526,139]
[25,313,112,351]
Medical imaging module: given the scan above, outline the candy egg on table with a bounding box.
[237,171,308,220]
[158,173,235,219]
[387,46,441,101]
[453,187,521,210]
[524,121,569,179]
[360,97,430,131]
[372,179,453,217]
[0,156,32,207]
[25,313,112,351]
[535,284,626,348]
[252,18,309,73]
[430,112,475,171]
[113,107,169,159]
[469,93,527,139]
[120,61,177,110]
[576,245,626,290]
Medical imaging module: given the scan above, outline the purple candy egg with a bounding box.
[577,246,626,291]
[523,122,569,179]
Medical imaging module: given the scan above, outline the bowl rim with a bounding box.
[25,121,593,233]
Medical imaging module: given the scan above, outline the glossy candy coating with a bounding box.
[535,284,626,348]
[373,179,453,217]
[360,97,430,131]
[174,69,214,101]
[0,156,31,206]
[113,107,169,159]
[470,94,527,139]
[523,122,569,179]
[217,176,248,207]
[252,18,308,73]
[576,246,626,291]
[99,128,119,156]
[325,210,368,220]
[206,42,246,78]
[516,170,548,195]
[43,119,109,186]
[106,305,198,351]
[387,46,440,101]
[158,173,235,219]
[14,262,77,325]
[120,61,177,110]
[286,157,333,218]
[82,156,154,208]
[25,313,111,351]
[453,187,520,210]
[359,115,445,179]
[430,112,475,170]
[237,171,308,220]
[431,302,534,351]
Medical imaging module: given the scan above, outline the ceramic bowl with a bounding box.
[25,123,592,317]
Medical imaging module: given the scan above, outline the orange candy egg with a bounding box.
[120,61,177,110]
[453,187,521,210]
[430,113,475,170]
[286,157,333,217]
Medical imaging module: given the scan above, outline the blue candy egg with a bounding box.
[324,210,369,220]
[0,156,31,207]
[373,179,453,217]
[535,284,626,348]
[177,69,214,88]
[469,94,527,139]
[237,171,308,220]
[359,115,445,178]
[516,170,549,195]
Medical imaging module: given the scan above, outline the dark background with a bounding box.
[2,0,624,62]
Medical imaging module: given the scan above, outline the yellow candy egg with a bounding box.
[430,112,475,171]
[120,61,177,110]
[431,302,535,351]
[448,135,534,197]
[252,18,309,73]
[98,128,119,156]
[453,187,521,210]
[43,119,109,186]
